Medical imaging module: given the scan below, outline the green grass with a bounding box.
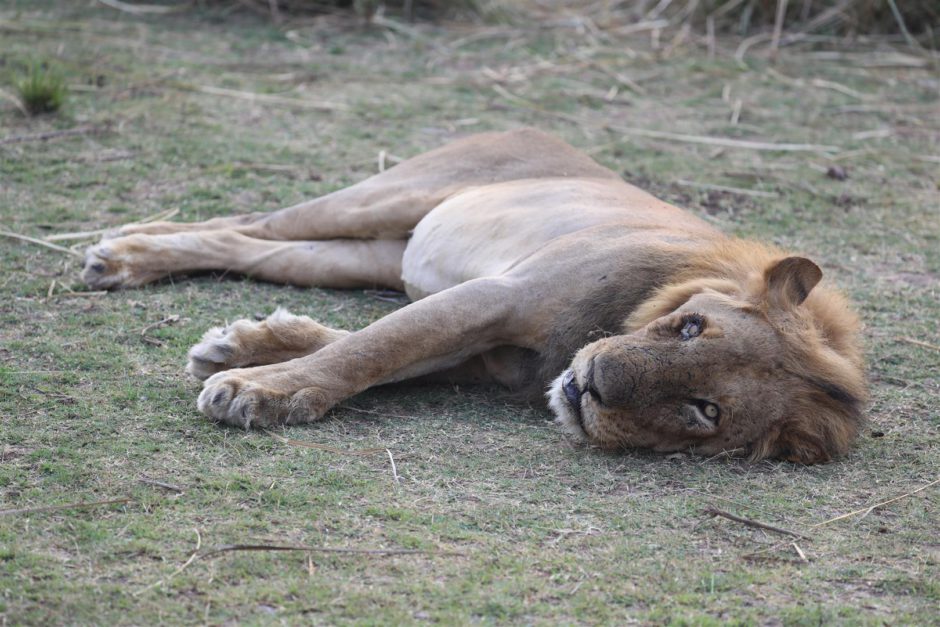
[1,1,938,624]
[13,62,67,116]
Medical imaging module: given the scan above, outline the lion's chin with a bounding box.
[547,371,588,441]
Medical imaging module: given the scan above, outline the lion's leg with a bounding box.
[106,158,450,243]
[109,129,616,242]
[97,160,445,244]
[104,178,434,242]
[186,310,517,385]
[81,231,406,290]
[186,308,351,381]
[111,213,269,237]
[196,277,527,428]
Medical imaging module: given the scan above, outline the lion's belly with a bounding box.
[401,177,714,300]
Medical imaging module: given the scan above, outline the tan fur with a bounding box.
[82,129,867,463]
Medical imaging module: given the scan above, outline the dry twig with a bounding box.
[265,430,386,456]
[704,507,811,539]
[97,0,186,14]
[743,477,940,560]
[0,87,27,115]
[614,126,839,153]
[810,477,940,528]
[885,0,918,49]
[770,0,789,60]
[139,315,182,345]
[337,404,419,421]
[193,85,348,112]
[0,124,108,146]
[139,477,185,493]
[46,208,179,242]
[0,230,83,257]
[201,543,464,559]
[899,337,940,352]
[386,448,401,485]
[0,497,131,517]
[134,528,202,596]
[490,84,585,127]
[55,290,108,298]
[676,179,778,198]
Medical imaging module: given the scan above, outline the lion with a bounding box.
[81,128,867,463]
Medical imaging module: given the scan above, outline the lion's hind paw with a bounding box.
[80,236,162,290]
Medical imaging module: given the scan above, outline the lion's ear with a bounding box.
[765,256,822,309]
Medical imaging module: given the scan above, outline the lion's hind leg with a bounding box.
[109,213,268,238]
[187,308,350,380]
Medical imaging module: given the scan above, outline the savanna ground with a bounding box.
[1,1,938,623]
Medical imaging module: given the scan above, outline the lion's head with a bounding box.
[548,255,867,464]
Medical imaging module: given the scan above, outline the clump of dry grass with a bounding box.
[671,0,936,39]
[515,1,936,44]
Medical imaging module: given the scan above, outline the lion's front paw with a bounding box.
[187,309,349,380]
[197,371,291,428]
[197,370,331,428]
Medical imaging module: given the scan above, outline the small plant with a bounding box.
[15,62,67,116]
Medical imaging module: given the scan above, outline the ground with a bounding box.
[1,1,938,624]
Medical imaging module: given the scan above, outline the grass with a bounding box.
[1,1,938,624]
[13,62,67,116]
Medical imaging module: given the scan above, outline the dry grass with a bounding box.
[100,0,940,46]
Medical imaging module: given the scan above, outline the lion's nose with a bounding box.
[592,350,647,406]
[562,370,582,408]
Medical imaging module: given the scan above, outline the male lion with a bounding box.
[82,129,867,463]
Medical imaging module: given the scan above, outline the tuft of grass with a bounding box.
[15,63,67,116]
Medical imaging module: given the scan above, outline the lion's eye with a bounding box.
[692,399,721,427]
[680,315,704,340]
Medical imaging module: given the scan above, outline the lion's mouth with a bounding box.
[561,370,586,431]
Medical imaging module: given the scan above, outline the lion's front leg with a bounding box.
[186,308,351,380]
[196,277,528,428]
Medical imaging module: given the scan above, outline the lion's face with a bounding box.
[549,291,786,455]
[547,258,866,464]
